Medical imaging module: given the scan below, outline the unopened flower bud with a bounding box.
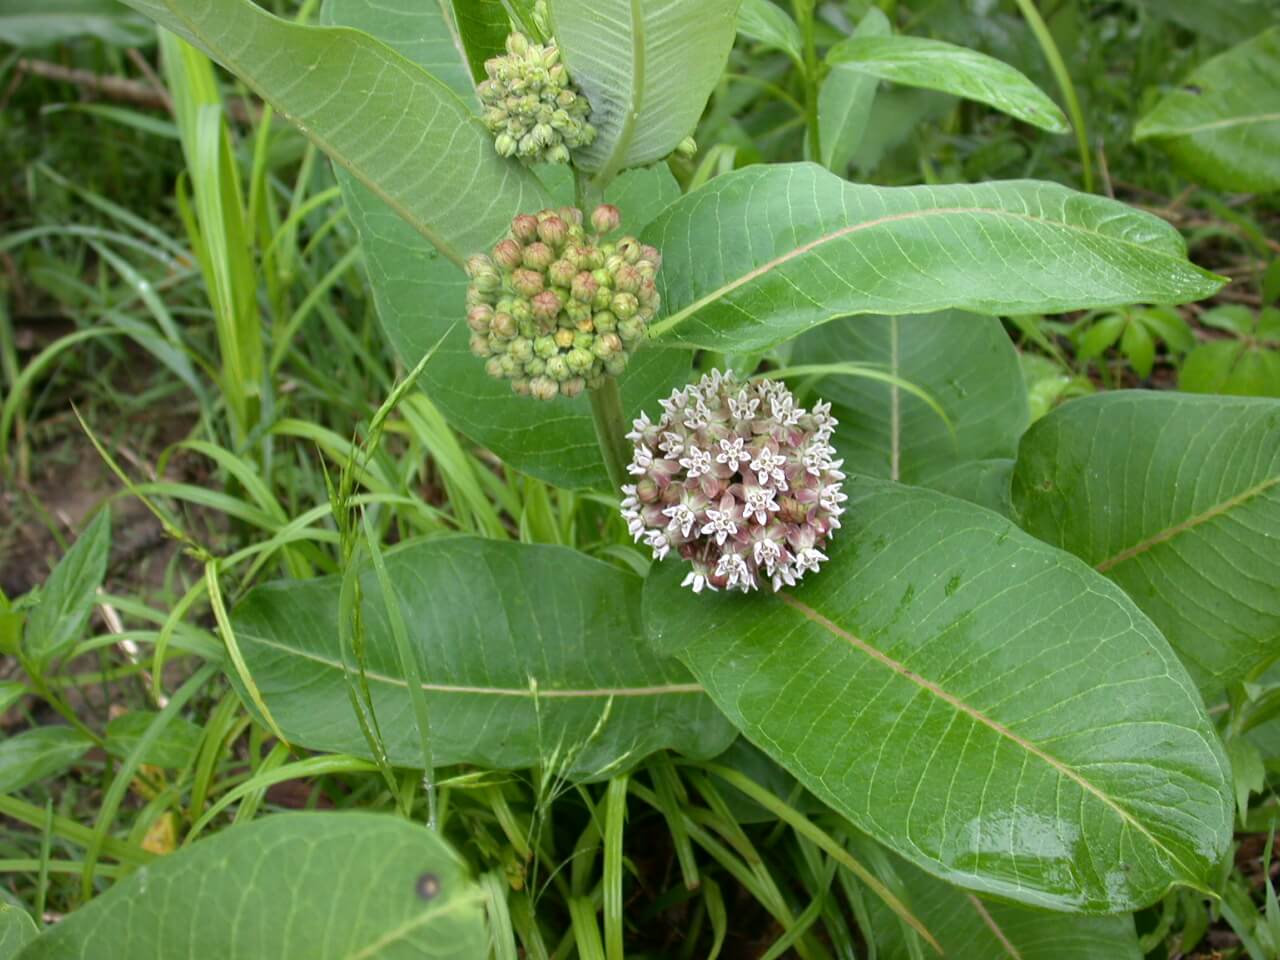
[617,237,642,264]
[469,333,492,357]
[612,292,639,319]
[593,310,617,332]
[510,299,532,325]
[493,238,524,270]
[593,332,622,358]
[675,136,697,158]
[561,377,586,398]
[537,215,568,247]
[546,355,570,381]
[492,312,518,339]
[591,204,621,235]
[511,215,539,243]
[613,264,642,294]
[467,305,494,332]
[554,328,575,349]
[548,258,577,287]
[571,271,598,303]
[522,242,554,270]
[530,376,558,400]
[511,268,544,298]
[531,289,563,320]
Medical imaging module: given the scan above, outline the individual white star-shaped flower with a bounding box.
[625,411,653,443]
[793,547,827,575]
[752,537,782,572]
[700,506,739,546]
[802,440,833,476]
[681,570,715,593]
[728,389,760,421]
[715,552,755,591]
[679,445,712,479]
[661,503,698,538]
[643,529,671,560]
[716,436,750,466]
[749,446,788,488]
[658,431,685,457]
[628,444,654,475]
[742,485,779,525]
[682,399,711,430]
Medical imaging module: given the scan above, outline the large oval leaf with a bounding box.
[642,163,1224,352]
[643,478,1231,911]
[792,311,1029,496]
[0,905,37,959]
[120,0,546,264]
[826,35,1069,133]
[865,851,1142,959]
[232,537,735,780]
[17,813,484,959]
[1012,391,1280,694]
[324,0,691,488]
[1134,28,1280,194]
[552,0,740,179]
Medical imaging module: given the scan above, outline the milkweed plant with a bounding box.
[16,0,1279,956]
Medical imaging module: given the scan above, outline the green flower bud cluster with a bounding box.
[464,204,663,400]
[478,32,595,166]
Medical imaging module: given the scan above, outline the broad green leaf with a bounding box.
[551,0,740,180]
[1134,28,1280,194]
[643,478,1231,911]
[642,163,1223,352]
[1012,391,1280,693]
[17,813,485,958]
[0,727,94,794]
[1182,341,1280,398]
[866,853,1142,959]
[118,0,546,263]
[1118,0,1280,46]
[0,0,151,47]
[826,34,1068,133]
[232,537,735,780]
[818,8,891,173]
[450,0,508,83]
[736,0,803,65]
[0,905,37,960]
[325,0,691,488]
[104,712,203,769]
[0,681,27,714]
[792,312,1029,492]
[23,508,110,666]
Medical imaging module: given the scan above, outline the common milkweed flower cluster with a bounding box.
[464,205,662,400]
[478,31,596,165]
[621,371,846,593]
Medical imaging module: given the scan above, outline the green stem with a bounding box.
[793,0,822,163]
[1012,0,1093,192]
[589,378,630,494]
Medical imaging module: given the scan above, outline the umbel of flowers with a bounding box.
[621,371,846,593]
[464,205,662,400]
[478,31,596,165]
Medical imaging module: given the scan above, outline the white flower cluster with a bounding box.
[620,371,846,593]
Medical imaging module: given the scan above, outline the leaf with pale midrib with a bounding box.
[641,163,1223,352]
[792,312,1029,500]
[826,35,1069,132]
[865,850,1142,959]
[552,0,740,178]
[1134,28,1280,194]
[643,477,1231,911]
[231,537,736,780]
[17,813,484,959]
[1012,391,1280,694]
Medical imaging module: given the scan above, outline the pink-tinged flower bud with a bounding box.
[558,205,583,226]
[484,357,504,378]
[522,241,554,270]
[571,271,598,303]
[560,377,586,398]
[493,238,524,270]
[613,264,642,294]
[469,333,492,357]
[467,305,494,333]
[511,378,532,396]
[492,312,518,339]
[531,289,563,321]
[640,245,662,268]
[537,215,568,247]
[591,204,621,235]
[617,318,645,342]
[548,258,577,287]
[511,268,544,298]
[511,214,539,242]
[593,332,622,358]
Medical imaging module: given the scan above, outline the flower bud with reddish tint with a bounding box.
[493,238,524,270]
[522,242,554,270]
[591,204,621,235]
[531,289,563,321]
[467,305,494,333]
[537,216,568,247]
[548,258,577,288]
[511,215,539,243]
[571,271,598,304]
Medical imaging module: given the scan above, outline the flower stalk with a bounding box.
[590,375,630,492]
